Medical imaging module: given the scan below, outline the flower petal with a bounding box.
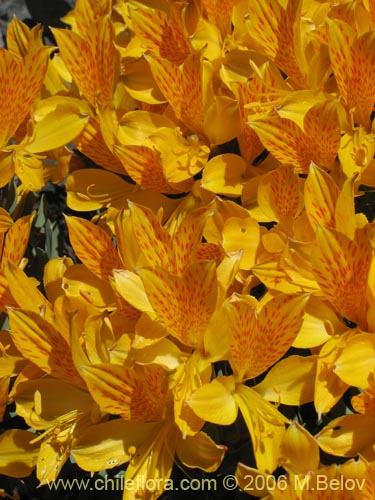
[65,216,122,281]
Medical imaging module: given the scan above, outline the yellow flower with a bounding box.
[188,293,308,472]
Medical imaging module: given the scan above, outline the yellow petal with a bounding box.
[25,101,89,153]
[62,264,115,308]
[221,216,261,270]
[314,335,350,417]
[312,225,372,328]
[138,261,217,348]
[253,355,317,406]
[8,308,84,390]
[235,463,269,498]
[202,153,247,196]
[52,16,116,107]
[304,163,339,230]
[37,439,69,486]
[293,297,340,349]
[176,431,226,472]
[112,270,154,315]
[14,378,92,429]
[280,421,320,474]
[234,384,288,474]
[187,376,238,426]
[315,414,375,457]
[65,216,122,281]
[72,419,158,472]
[66,168,135,211]
[79,364,167,421]
[227,294,308,381]
[0,430,39,478]
[334,333,375,389]
[43,257,73,304]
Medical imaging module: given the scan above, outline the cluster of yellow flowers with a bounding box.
[0,0,375,498]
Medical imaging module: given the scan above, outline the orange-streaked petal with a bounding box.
[312,226,372,328]
[147,52,206,137]
[8,308,84,389]
[129,202,173,269]
[246,0,305,87]
[79,363,167,420]
[4,261,52,316]
[257,165,302,222]
[114,143,179,194]
[52,16,116,107]
[304,163,339,229]
[65,215,122,281]
[126,2,190,65]
[0,47,49,145]
[226,294,308,381]
[1,214,34,265]
[71,0,112,35]
[76,116,124,174]
[138,261,218,348]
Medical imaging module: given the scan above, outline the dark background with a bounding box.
[0,0,76,46]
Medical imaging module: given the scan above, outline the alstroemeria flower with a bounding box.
[122,0,191,65]
[72,362,225,500]
[249,100,341,174]
[188,293,308,473]
[328,18,375,127]
[52,15,116,108]
[244,0,331,89]
[0,211,34,311]
[0,42,50,186]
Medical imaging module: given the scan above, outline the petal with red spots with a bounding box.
[76,116,124,174]
[2,214,34,265]
[8,308,84,390]
[72,0,112,35]
[80,363,168,420]
[246,0,305,87]
[312,226,372,328]
[114,144,179,194]
[226,294,308,382]
[129,202,173,270]
[202,0,235,37]
[65,216,122,281]
[52,16,115,107]
[257,165,302,222]
[127,2,190,65]
[147,53,205,136]
[304,164,339,229]
[138,261,218,348]
[173,206,210,274]
[0,47,49,145]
